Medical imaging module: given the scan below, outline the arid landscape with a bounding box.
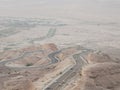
[0,0,120,90]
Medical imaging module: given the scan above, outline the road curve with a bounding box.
[0,49,61,69]
[48,50,61,64]
[0,50,43,66]
[0,28,57,69]
[0,45,92,90]
[44,49,92,90]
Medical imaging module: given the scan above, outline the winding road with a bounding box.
[0,45,93,90]
[0,49,61,69]
[44,49,92,90]
[0,50,43,66]
[2,28,57,69]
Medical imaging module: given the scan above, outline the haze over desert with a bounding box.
[0,0,120,90]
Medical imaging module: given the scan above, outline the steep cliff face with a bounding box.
[75,52,120,90]
[80,63,120,90]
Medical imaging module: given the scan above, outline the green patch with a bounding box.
[26,63,33,66]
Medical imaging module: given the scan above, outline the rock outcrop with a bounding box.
[76,52,120,90]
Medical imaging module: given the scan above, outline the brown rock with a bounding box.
[42,43,58,52]
[87,52,112,64]
[3,76,35,90]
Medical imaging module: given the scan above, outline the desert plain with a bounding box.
[0,0,120,90]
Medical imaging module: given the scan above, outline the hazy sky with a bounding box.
[0,0,120,21]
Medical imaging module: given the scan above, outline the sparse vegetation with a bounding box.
[47,28,56,38]
[59,72,63,74]
[26,63,33,66]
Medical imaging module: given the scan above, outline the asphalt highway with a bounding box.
[44,49,91,90]
[0,46,92,90]
[0,50,61,69]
